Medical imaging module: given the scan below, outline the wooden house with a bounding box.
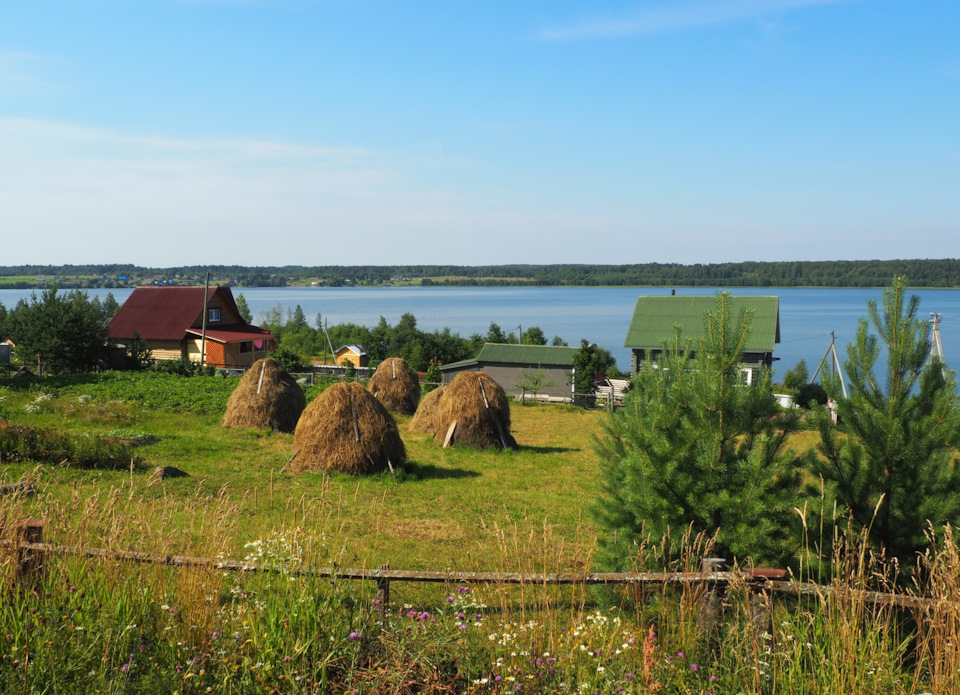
[624,294,780,383]
[108,286,275,368]
[334,344,368,368]
[440,343,579,402]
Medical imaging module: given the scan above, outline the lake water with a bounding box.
[3,285,959,380]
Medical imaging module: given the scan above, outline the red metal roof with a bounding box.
[184,326,274,344]
[108,286,255,341]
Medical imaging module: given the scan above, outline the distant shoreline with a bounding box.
[1,259,958,290]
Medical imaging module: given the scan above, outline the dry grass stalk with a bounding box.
[368,357,420,415]
[290,381,406,475]
[432,371,517,450]
[409,386,444,433]
[221,357,306,433]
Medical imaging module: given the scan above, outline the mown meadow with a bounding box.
[0,372,958,694]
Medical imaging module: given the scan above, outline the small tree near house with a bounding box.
[513,365,556,405]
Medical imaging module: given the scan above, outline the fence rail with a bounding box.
[2,521,944,612]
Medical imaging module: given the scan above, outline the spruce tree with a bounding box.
[593,292,806,568]
[812,277,960,571]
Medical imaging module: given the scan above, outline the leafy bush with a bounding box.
[0,420,143,469]
[150,356,217,377]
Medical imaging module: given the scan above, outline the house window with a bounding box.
[240,341,252,353]
[739,368,753,386]
[208,308,221,323]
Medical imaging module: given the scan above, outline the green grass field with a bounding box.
[1,373,958,694]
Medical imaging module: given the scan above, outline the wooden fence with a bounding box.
[1,520,940,613]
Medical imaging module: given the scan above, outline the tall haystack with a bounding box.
[221,357,306,433]
[433,371,517,450]
[409,385,444,434]
[368,357,420,415]
[290,381,406,475]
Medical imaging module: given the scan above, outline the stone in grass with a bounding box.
[151,466,189,481]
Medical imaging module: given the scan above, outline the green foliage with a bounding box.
[571,340,616,402]
[423,357,443,393]
[150,356,216,377]
[26,371,238,414]
[5,286,110,374]
[521,326,547,345]
[270,345,308,373]
[125,330,152,370]
[783,358,810,391]
[234,292,253,323]
[593,292,806,568]
[811,277,960,571]
[0,419,143,469]
[512,365,556,403]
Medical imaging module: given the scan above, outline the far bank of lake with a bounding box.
[2,285,958,380]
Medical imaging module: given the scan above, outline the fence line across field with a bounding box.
[3,521,942,613]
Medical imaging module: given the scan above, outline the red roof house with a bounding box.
[108,286,274,368]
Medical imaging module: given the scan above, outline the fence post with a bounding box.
[16,520,45,589]
[376,564,390,614]
[698,557,726,643]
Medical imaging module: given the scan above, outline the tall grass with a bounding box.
[2,481,957,694]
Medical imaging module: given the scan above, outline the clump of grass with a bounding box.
[0,420,144,470]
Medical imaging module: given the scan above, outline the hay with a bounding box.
[368,357,420,415]
[221,357,306,433]
[290,381,406,475]
[433,371,517,450]
[409,385,444,434]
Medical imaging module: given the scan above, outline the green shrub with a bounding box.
[0,420,143,469]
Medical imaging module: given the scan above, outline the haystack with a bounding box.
[368,357,420,415]
[289,381,406,475]
[409,385,444,434]
[433,371,517,450]
[221,358,306,433]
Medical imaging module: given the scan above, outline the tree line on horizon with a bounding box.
[1,258,959,288]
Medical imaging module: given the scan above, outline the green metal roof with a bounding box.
[440,343,579,371]
[624,295,780,352]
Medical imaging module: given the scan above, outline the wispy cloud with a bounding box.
[0,50,64,96]
[539,0,859,41]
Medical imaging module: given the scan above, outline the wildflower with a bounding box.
[625,673,633,681]
[348,632,361,641]
[709,674,719,682]
[690,663,700,672]
[283,655,293,662]
[676,651,685,658]
[120,663,130,673]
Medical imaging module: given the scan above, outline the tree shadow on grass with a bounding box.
[401,460,481,481]
[517,445,580,455]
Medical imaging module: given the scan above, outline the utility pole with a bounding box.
[930,313,944,361]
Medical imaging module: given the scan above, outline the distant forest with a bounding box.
[1,259,959,289]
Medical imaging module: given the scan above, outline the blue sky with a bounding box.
[1,0,958,267]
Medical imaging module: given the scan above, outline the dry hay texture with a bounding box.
[290,381,406,475]
[409,385,444,434]
[221,357,306,433]
[368,357,420,415]
[433,371,518,450]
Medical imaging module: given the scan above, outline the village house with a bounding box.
[333,344,368,368]
[108,286,275,368]
[440,343,580,402]
[624,294,780,384]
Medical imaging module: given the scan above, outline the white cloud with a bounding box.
[0,50,64,96]
[539,0,860,41]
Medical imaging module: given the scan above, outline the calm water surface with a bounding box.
[3,286,959,380]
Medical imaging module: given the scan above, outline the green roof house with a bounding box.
[624,294,780,381]
[440,343,579,403]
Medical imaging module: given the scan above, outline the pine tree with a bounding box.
[593,292,806,568]
[812,277,960,571]
[235,293,253,323]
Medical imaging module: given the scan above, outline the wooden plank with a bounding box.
[494,417,509,449]
[351,393,360,441]
[443,420,457,448]
[257,361,266,395]
[478,377,489,408]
